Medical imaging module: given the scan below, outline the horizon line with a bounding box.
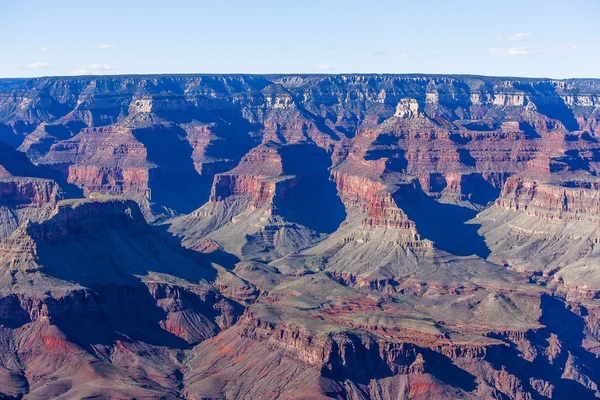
[1,72,599,81]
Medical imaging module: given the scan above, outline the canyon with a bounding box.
[0,74,599,399]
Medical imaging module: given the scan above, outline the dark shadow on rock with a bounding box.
[372,133,399,146]
[365,138,408,173]
[0,295,32,329]
[552,149,596,173]
[196,111,258,173]
[460,173,501,205]
[540,295,600,386]
[449,133,473,144]
[514,82,580,132]
[460,121,495,132]
[321,335,398,383]
[25,121,87,158]
[334,125,356,138]
[131,124,212,214]
[457,148,476,167]
[427,173,449,193]
[32,211,218,288]
[535,101,580,132]
[126,106,257,215]
[322,335,476,393]
[46,121,87,141]
[155,223,241,271]
[162,109,257,213]
[296,107,340,141]
[564,150,591,171]
[394,182,491,258]
[29,207,233,352]
[52,285,193,352]
[581,131,597,142]
[365,148,408,173]
[0,123,24,148]
[422,348,478,392]
[0,141,83,199]
[201,248,240,270]
[276,143,346,234]
[486,344,596,400]
[565,133,597,142]
[519,122,542,139]
[540,295,585,348]
[484,295,599,399]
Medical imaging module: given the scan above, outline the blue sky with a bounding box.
[1,0,599,78]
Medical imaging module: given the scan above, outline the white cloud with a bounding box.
[38,46,51,52]
[487,46,544,56]
[375,51,409,59]
[28,62,52,69]
[100,43,115,49]
[496,32,532,41]
[72,64,114,75]
[316,64,334,71]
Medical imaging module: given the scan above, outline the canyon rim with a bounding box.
[0,73,598,398]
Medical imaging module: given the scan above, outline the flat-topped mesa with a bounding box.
[496,176,600,223]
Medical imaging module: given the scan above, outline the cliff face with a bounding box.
[2,75,599,212]
[0,142,68,240]
[496,176,600,222]
[1,74,600,399]
[0,198,242,399]
[0,179,60,206]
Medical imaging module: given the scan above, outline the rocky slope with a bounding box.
[0,197,240,399]
[0,74,600,399]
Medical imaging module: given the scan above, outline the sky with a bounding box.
[0,0,599,79]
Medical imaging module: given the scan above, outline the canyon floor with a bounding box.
[0,74,599,399]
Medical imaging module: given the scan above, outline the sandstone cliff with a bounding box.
[0,74,600,399]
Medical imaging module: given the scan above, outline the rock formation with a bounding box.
[0,74,600,399]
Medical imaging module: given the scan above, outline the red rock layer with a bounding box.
[333,169,417,232]
[496,176,600,222]
[42,126,151,196]
[68,165,150,196]
[0,179,60,206]
[209,143,283,207]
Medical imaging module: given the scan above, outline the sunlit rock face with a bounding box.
[1,74,600,399]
